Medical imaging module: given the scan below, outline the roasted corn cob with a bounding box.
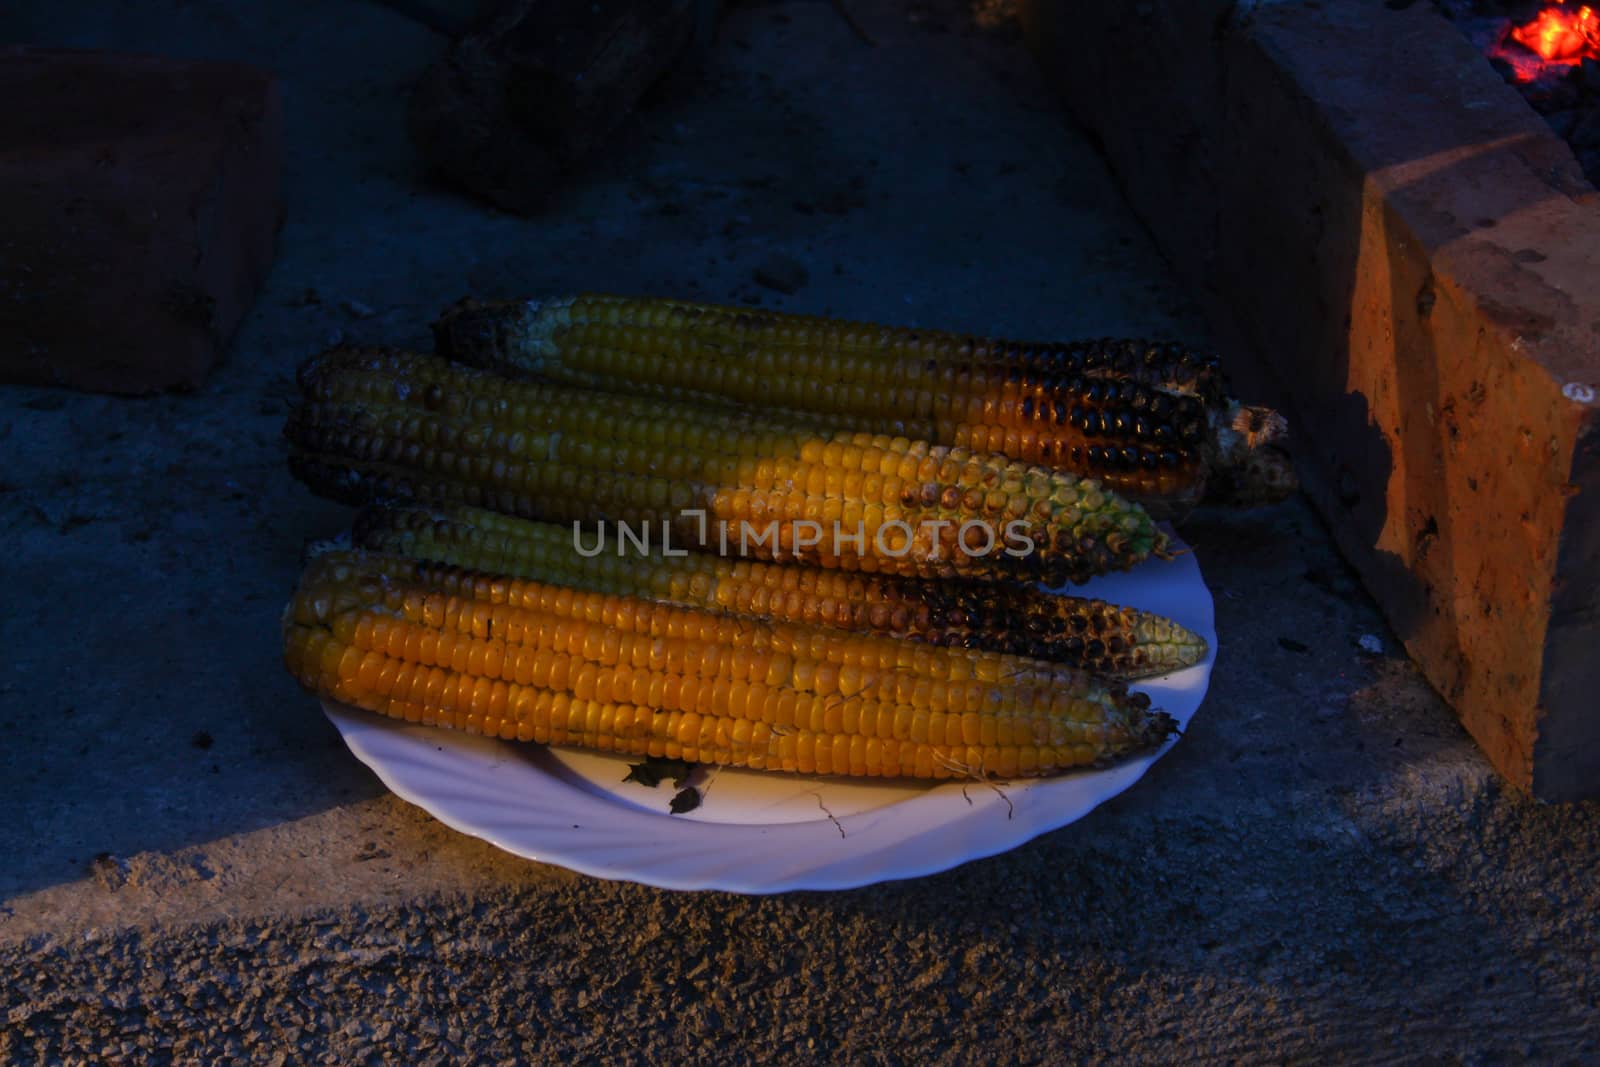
[432,293,1296,517]
[286,347,1170,585]
[353,505,1208,678]
[284,550,1178,778]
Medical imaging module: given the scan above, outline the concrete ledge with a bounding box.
[1023,0,1600,800]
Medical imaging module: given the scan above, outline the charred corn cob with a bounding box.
[353,505,1208,678]
[284,550,1177,778]
[433,293,1296,517]
[286,347,1169,585]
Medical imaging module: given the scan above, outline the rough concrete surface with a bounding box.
[1,1,1596,1062]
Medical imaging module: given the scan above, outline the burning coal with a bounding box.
[1490,3,1600,83]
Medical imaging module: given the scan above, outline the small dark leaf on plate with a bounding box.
[669,787,702,815]
[623,756,696,789]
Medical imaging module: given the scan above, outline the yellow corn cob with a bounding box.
[352,505,1207,678]
[433,293,1296,516]
[284,550,1177,778]
[286,347,1170,585]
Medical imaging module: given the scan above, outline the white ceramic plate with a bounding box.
[324,542,1214,893]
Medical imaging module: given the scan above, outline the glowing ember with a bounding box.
[1496,3,1600,82]
[1513,4,1600,61]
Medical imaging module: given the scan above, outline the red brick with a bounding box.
[0,48,283,394]
[1023,2,1600,799]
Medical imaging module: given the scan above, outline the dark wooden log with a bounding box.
[408,0,717,214]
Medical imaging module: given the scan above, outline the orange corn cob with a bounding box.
[285,550,1177,779]
[353,505,1207,678]
[433,293,1296,516]
[286,347,1169,585]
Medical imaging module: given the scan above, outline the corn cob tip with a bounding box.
[434,296,565,373]
[1206,401,1297,507]
[1132,708,1181,753]
[296,344,390,391]
[1148,526,1175,561]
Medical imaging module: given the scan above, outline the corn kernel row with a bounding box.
[354,505,1207,677]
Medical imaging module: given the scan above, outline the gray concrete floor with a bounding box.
[2,1,1596,1062]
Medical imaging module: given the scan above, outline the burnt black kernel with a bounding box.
[1085,382,1106,403]
[1069,614,1088,633]
[1086,638,1106,658]
[1087,446,1109,465]
[1068,446,1083,462]
[1140,451,1160,470]
[1160,450,1182,468]
[1119,447,1140,468]
[1148,394,1172,416]
[1070,408,1090,432]
[1152,423,1172,442]
[1180,420,1205,442]
[1064,635,1085,654]
[1053,399,1069,425]
[1108,635,1126,652]
[1021,395,1035,419]
[1133,415,1150,437]
[1110,410,1130,434]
